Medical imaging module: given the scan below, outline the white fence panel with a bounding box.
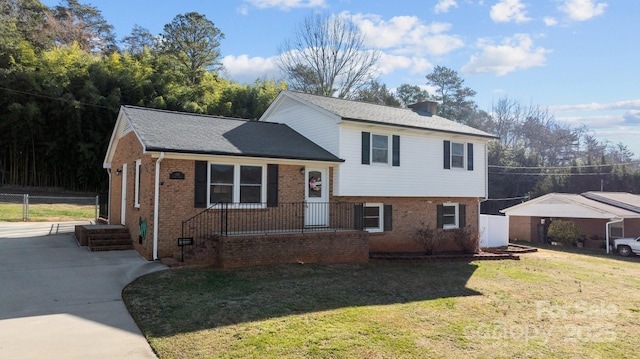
[479,214,509,248]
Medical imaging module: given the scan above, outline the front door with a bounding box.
[305,168,328,226]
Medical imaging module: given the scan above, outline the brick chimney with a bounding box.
[408,101,438,116]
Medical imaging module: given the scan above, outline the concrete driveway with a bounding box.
[0,222,167,358]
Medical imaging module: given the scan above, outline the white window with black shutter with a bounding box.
[362,132,400,166]
[443,140,473,171]
[437,203,466,229]
[194,161,277,208]
[356,203,393,233]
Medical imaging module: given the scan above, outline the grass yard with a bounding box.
[0,203,96,222]
[124,249,640,359]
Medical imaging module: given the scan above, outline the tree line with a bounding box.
[1,0,639,211]
[0,0,285,190]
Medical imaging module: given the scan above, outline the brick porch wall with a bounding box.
[217,231,369,268]
[156,162,308,259]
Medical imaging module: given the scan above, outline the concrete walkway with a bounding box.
[0,222,167,358]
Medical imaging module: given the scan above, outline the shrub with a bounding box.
[547,220,580,245]
[451,226,479,254]
[414,223,447,255]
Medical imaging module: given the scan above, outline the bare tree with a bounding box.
[46,0,116,54]
[276,13,379,99]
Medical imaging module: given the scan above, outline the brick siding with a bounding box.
[217,231,369,268]
[110,133,481,261]
[337,196,480,253]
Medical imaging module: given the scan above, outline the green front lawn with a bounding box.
[0,203,95,222]
[124,250,640,358]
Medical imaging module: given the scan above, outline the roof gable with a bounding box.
[276,91,497,139]
[501,193,640,219]
[104,106,342,166]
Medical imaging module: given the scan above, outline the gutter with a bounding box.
[606,218,624,254]
[153,152,165,260]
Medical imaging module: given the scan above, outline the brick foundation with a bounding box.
[217,231,368,268]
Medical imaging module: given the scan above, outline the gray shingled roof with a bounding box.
[121,106,343,162]
[285,91,497,139]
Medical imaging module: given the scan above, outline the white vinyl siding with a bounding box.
[335,124,487,198]
[260,97,340,155]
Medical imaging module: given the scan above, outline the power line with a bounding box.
[489,160,640,170]
[0,86,119,111]
[488,171,615,176]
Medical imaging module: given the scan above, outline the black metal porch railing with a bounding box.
[180,202,364,259]
[98,191,109,221]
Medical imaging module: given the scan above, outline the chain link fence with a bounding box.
[0,193,98,222]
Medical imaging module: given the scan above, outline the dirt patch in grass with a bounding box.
[124,250,640,358]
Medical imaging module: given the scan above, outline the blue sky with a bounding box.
[41,0,640,157]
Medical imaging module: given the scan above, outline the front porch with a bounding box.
[174,202,369,267]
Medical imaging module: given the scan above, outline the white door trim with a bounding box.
[305,167,328,226]
[120,163,127,225]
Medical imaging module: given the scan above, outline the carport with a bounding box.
[501,193,640,253]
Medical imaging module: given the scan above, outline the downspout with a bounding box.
[107,168,112,224]
[606,218,623,254]
[153,152,165,260]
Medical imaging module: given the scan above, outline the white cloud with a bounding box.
[242,0,326,11]
[490,0,532,23]
[237,5,249,15]
[434,0,458,14]
[623,110,640,125]
[375,54,433,76]
[461,34,550,76]
[221,55,280,83]
[347,13,464,56]
[550,99,640,112]
[558,0,607,21]
[557,114,623,129]
[543,17,558,26]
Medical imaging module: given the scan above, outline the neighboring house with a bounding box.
[103,91,496,266]
[501,192,640,250]
[259,91,496,253]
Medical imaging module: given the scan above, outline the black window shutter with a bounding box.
[459,204,466,228]
[392,135,400,167]
[267,164,279,207]
[436,204,444,229]
[443,140,451,169]
[361,132,370,165]
[384,205,393,231]
[354,204,364,230]
[467,143,474,171]
[194,161,208,208]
